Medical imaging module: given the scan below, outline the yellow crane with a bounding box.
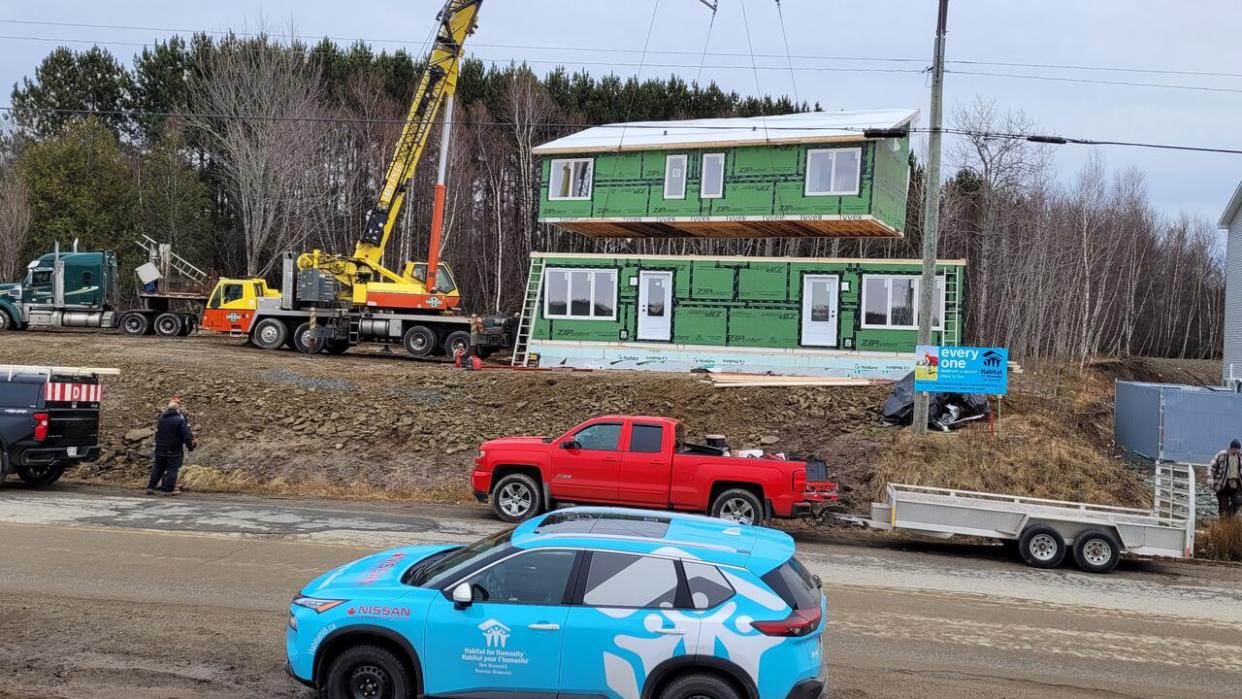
[297,0,483,312]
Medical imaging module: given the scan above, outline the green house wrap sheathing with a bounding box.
[533,109,918,239]
[526,252,965,378]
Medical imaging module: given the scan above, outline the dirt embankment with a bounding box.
[3,331,1217,511]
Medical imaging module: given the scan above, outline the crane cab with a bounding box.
[200,278,279,335]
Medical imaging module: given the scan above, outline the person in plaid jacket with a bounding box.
[1208,439,1242,518]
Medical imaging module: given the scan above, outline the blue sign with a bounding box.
[913,345,1008,395]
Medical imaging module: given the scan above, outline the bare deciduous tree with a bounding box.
[189,35,325,276]
[0,170,33,280]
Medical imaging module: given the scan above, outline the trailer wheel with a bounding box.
[1019,524,1066,568]
[1072,529,1121,574]
[292,322,325,354]
[443,330,472,359]
[178,314,197,336]
[153,312,183,337]
[402,325,436,358]
[251,318,288,350]
[492,473,543,522]
[120,312,151,336]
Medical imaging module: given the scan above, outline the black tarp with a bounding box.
[881,372,991,431]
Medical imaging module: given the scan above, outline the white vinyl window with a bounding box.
[700,152,725,199]
[664,154,688,199]
[548,158,594,200]
[861,275,945,330]
[544,268,617,320]
[805,147,861,196]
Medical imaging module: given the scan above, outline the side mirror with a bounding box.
[812,574,823,589]
[452,582,473,610]
[561,440,581,450]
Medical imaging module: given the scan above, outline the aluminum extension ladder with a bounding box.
[510,256,546,367]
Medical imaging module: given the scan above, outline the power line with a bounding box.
[2,16,1240,81]
[5,32,1240,97]
[3,104,1241,155]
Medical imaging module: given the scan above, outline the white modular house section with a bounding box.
[1219,180,1242,386]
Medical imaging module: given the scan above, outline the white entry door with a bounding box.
[801,274,839,347]
[637,271,673,341]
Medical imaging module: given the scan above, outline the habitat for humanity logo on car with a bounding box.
[478,619,510,648]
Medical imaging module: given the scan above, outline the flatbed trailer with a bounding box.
[865,462,1195,573]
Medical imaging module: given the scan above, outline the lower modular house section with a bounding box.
[525,252,965,378]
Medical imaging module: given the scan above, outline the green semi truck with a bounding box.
[0,239,208,336]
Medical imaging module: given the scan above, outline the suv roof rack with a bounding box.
[0,365,122,380]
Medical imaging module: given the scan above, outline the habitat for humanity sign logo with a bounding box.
[479,619,511,648]
[913,345,1008,395]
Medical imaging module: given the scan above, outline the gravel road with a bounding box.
[1,486,1240,698]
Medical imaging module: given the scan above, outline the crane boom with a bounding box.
[356,0,482,266]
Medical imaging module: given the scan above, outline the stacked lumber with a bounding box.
[705,373,878,388]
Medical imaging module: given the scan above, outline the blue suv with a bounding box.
[286,507,827,699]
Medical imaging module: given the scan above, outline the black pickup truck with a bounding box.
[0,367,103,486]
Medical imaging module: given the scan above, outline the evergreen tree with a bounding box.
[137,122,213,265]
[131,37,194,145]
[11,46,135,138]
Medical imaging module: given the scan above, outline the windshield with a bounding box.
[412,527,515,588]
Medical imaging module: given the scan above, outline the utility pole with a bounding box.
[912,0,949,435]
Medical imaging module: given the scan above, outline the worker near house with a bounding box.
[1208,439,1242,518]
[146,399,197,496]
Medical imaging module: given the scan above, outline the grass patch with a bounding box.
[1197,517,1242,562]
[869,412,1149,508]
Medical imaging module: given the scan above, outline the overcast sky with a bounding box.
[3,0,1240,230]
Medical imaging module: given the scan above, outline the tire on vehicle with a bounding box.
[120,312,151,336]
[153,312,183,337]
[475,345,495,360]
[658,672,742,699]
[710,488,765,526]
[325,339,351,355]
[1018,523,1066,568]
[323,644,413,699]
[1072,528,1121,574]
[442,330,472,359]
[17,463,65,487]
[178,313,197,336]
[250,318,289,350]
[0,308,13,331]
[292,322,325,354]
[491,472,543,522]
[402,325,436,358]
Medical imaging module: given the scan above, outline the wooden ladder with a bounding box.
[511,256,546,367]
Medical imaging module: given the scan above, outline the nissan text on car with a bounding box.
[286,507,827,699]
[472,416,837,525]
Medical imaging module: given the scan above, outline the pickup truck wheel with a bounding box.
[17,464,64,487]
[492,473,543,522]
[1072,529,1121,574]
[250,318,288,350]
[1019,524,1066,569]
[323,644,412,699]
[403,325,436,358]
[711,488,764,526]
[154,312,183,337]
[120,312,151,336]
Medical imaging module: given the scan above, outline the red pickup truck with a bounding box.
[471,415,837,524]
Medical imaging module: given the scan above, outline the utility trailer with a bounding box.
[864,462,1195,573]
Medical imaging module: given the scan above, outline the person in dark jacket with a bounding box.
[146,400,196,496]
[1209,439,1242,518]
